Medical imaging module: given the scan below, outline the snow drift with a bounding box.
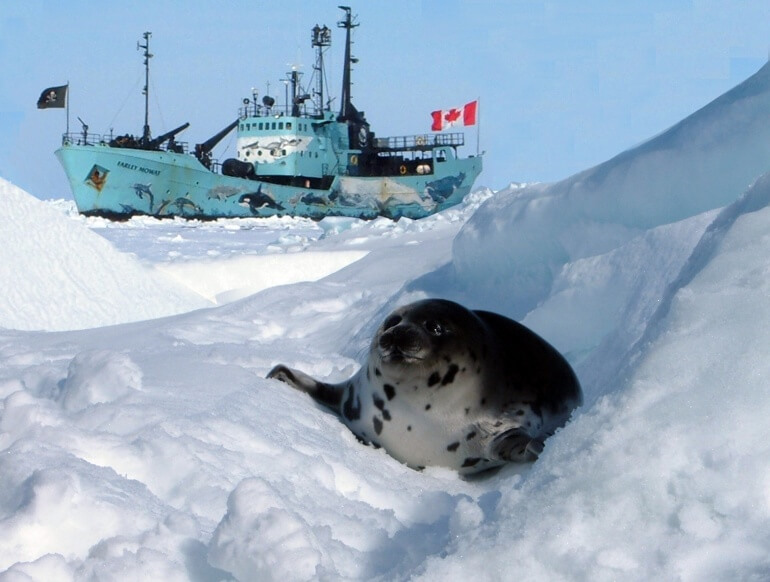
[447,62,770,320]
[3,61,770,580]
[0,177,211,331]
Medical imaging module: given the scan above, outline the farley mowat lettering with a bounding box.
[117,161,161,176]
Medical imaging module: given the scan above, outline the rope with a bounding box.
[108,75,142,131]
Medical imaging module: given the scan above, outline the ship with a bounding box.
[55,7,482,221]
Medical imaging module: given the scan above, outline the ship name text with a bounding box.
[117,161,162,176]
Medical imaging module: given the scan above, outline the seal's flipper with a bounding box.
[487,427,544,462]
[267,364,344,409]
[268,364,317,392]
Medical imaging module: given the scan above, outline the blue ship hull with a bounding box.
[56,141,482,220]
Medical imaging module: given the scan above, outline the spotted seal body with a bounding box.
[268,299,582,475]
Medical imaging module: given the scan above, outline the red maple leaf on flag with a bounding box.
[430,101,478,131]
[444,108,462,124]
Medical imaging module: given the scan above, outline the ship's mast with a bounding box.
[311,23,331,114]
[337,6,358,122]
[138,32,153,144]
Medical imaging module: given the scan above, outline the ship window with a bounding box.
[239,124,244,131]
[287,122,292,130]
[279,122,284,130]
[272,122,277,130]
[282,149,287,156]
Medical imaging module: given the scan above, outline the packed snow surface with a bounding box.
[3,63,770,581]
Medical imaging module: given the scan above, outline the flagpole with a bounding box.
[476,96,480,157]
[66,81,70,137]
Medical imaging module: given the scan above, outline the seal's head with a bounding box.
[372,299,487,382]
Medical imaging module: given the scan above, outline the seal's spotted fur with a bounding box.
[268,299,582,475]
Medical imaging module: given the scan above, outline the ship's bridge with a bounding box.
[235,111,341,180]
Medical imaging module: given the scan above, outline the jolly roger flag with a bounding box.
[430,100,477,131]
[37,84,68,109]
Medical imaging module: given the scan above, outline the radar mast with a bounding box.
[311,23,332,114]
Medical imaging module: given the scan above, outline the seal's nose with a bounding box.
[379,324,422,358]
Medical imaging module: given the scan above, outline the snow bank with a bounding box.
[0,178,211,331]
[448,62,770,319]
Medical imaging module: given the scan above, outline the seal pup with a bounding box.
[268,298,582,475]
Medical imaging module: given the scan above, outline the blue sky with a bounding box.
[2,0,770,198]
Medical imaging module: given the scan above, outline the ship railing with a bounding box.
[374,132,465,152]
[61,132,106,147]
[238,104,325,120]
[61,132,189,153]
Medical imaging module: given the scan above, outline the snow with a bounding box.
[3,62,770,580]
[0,180,211,332]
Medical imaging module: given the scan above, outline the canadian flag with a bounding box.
[431,100,478,131]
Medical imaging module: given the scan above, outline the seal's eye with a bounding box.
[382,315,402,330]
[424,320,445,336]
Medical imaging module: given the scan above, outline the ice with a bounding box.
[3,62,770,580]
